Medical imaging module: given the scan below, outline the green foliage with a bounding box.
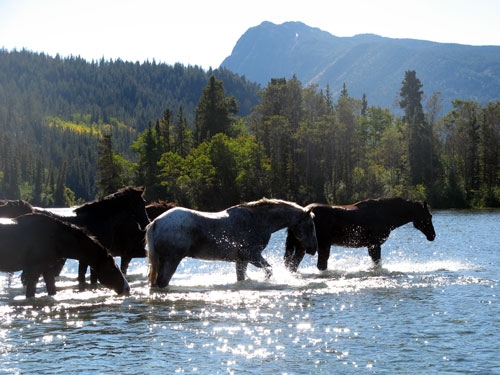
[0,50,259,204]
[2,49,500,209]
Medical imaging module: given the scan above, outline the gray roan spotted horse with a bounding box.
[147,198,318,287]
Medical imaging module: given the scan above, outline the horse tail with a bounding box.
[146,221,159,286]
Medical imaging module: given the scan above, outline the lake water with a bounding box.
[1,210,499,374]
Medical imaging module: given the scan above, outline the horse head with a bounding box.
[92,254,130,295]
[289,207,318,256]
[413,201,436,241]
[120,186,150,230]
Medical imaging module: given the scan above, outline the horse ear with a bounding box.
[306,207,315,218]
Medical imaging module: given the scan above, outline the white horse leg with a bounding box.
[157,257,181,288]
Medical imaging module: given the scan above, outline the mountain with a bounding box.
[221,21,500,113]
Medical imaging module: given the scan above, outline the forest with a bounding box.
[1,50,499,209]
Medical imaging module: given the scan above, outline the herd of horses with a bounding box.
[0,187,436,298]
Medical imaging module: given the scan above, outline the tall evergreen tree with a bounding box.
[54,161,67,206]
[96,133,123,197]
[194,75,237,145]
[32,152,44,206]
[174,106,193,158]
[399,70,433,186]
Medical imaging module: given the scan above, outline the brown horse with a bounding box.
[284,197,436,272]
[0,199,34,218]
[0,213,130,298]
[146,200,176,220]
[43,186,150,284]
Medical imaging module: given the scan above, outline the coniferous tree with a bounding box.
[97,133,123,197]
[399,70,433,186]
[32,152,44,206]
[194,75,237,145]
[340,83,349,98]
[54,161,67,206]
[174,106,193,158]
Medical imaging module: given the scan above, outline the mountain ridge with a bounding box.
[221,21,500,113]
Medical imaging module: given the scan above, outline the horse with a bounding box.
[284,197,436,272]
[42,186,150,284]
[147,198,318,288]
[0,199,34,218]
[146,200,176,220]
[0,213,130,298]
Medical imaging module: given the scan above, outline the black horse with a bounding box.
[284,197,436,272]
[43,186,150,283]
[145,200,176,220]
[0,199,34,218]
[0,213,129,298]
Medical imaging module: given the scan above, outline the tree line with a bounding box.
[1,51,499,209]
[106,72,500,210]
[0,50,259,203]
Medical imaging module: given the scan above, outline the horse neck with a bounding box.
[384,200,418,229]
[59,227,107,266]
[254,205,303,232]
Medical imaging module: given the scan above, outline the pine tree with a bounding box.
[399,70,433,186]
[54,161,67,206]
[97,133,123,197]
[194,75,237,145]
[340,83,349,98]
[174,106,193,157]
[32,152,44,206]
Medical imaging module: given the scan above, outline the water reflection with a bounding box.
[1,211,500,373]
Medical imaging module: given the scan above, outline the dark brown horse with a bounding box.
[44,186,150,283]
[0,213,129,298]
[146,200,176,220]
[0,199,34,218]
[284,197,436,272]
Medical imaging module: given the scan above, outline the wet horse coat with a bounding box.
[0,199,34,218]
[147,198,318,287]
[45,186,150,283]
[0,213,129,298]
[284,197,436,272]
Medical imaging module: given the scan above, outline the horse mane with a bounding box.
[74,186,144,215]
[239,198,307,212]
[146,200,176,210]
[355,197,427,211]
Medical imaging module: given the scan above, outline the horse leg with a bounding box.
[249,255,273,280]
[284,233,305,272]
[42,269,57,296]
[53,258,66,277]
[120,256,132,275]
[236,261,248,281]
[78,262,88,284]
[156,256,181,288]
[316,244,330,271]
[90,269,98,284]
[368,245,382,264]
[23,271,41,298]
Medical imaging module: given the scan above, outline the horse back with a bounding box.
[0,214,61,271]
[310,203,389,247]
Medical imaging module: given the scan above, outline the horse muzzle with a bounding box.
[117,280,131,295]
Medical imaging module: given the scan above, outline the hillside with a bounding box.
[221,21,500,113]
[0,50,260,201]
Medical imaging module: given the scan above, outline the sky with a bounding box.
[1,0,499,70]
